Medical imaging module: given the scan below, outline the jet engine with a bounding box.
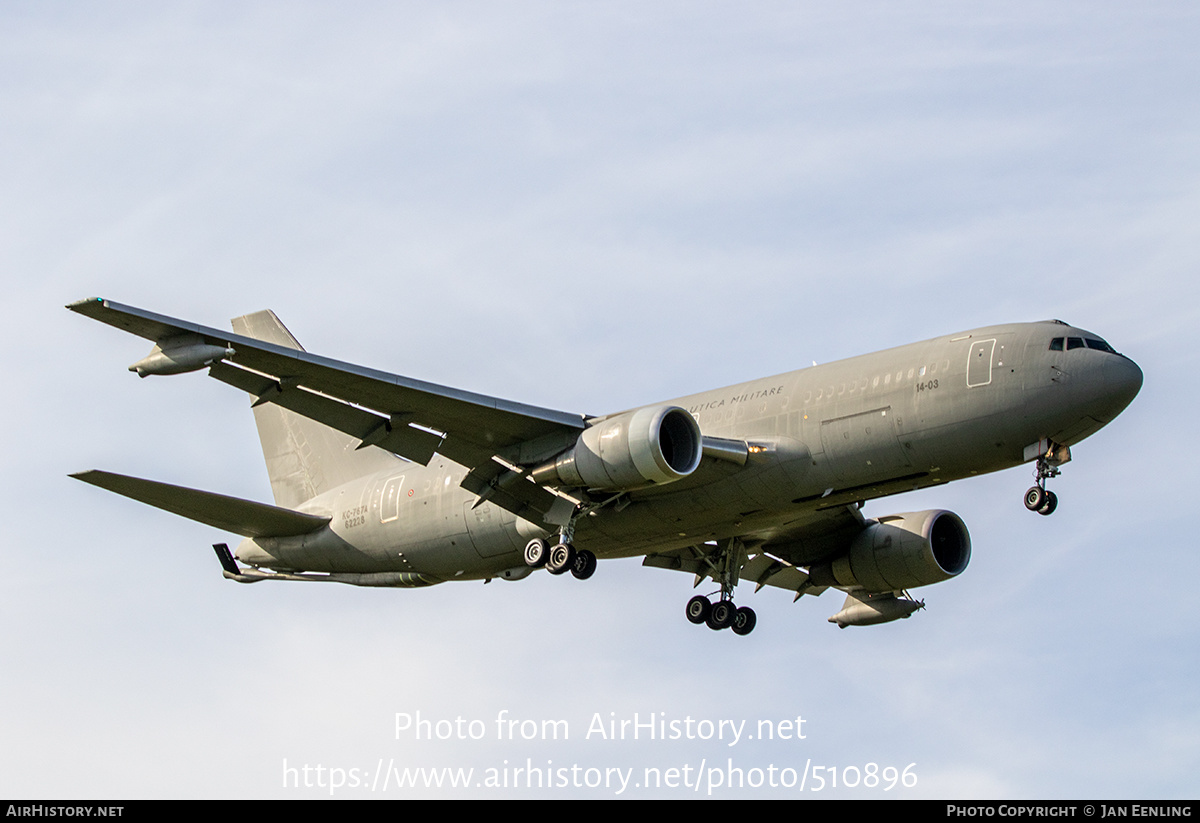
[809,509,971,592]
[531,405,703,491]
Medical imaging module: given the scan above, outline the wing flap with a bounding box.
[208,361,444,465]
[642,545,710,577]
[459,463,577,526]
[741,553,821,594]
[71,470,330,538]
[643,545,825,598]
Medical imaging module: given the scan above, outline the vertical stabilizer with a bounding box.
[231,311,402,508]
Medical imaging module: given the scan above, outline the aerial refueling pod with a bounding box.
[808,509,971,593]
[530,405,703,491]
[129,335,235,377]
[827,591,924,628]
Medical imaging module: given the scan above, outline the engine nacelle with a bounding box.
[809,509,971,592]
[531,405,702,491]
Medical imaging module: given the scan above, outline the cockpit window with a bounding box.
[1050,334,1120,355]
[1085,337,1117,354]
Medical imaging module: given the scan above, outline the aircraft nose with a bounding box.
[1103,354,1143,415]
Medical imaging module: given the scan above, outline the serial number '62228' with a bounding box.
[342,506,368,528]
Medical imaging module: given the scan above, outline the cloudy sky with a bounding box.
[3,2,1197,798]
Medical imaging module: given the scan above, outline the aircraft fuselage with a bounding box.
[234,319,1142,582]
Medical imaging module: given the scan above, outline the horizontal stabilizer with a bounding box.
[71,469,330,538]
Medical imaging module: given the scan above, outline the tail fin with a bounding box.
[232,310,401,508]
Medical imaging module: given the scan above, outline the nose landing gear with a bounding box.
[1023,484,1058,516]
[1024,442,1069,516]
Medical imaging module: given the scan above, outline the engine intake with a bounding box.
[531,405,702,491]
[810,509,971,592]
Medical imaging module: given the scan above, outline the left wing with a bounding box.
[68,298,586,525]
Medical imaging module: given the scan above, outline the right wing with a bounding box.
[68,298,586,525]
[642,503,867,600]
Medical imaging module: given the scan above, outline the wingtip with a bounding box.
[65,297,104,312]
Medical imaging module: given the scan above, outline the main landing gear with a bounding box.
[523,537,597,580]
[686,594,757,636]
[1024,447,1066,516]
[683,537,756,636]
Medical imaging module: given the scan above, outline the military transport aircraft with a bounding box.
[68,298,1142,634]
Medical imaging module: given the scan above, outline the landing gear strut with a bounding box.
[683,538,757,636]
[1024,447,1064,517]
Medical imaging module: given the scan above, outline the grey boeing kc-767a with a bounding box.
[69,298,1142,634]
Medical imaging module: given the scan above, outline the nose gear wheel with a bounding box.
[1024,445,1065,516]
